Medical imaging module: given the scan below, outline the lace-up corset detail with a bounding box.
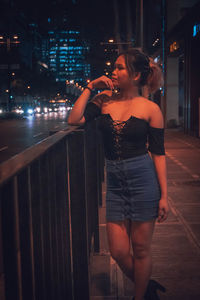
[97,114,149,160]
[112,119,130,159]
[83,102,165,160]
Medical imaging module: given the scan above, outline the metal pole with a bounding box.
[140,0,143,50]
[113,0,123,53]
[7,38,12,112]
[161,0,167,125]
[126,0,133,49]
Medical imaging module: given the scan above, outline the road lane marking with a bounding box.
[33,132,43,138]
[0,146,8,152]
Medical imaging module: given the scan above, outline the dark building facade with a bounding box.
[165,0,200,136]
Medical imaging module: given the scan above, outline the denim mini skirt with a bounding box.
[105,153,161,222]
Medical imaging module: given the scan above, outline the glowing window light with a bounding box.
[193,24,200,37]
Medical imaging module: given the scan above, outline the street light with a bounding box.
[0,34,20,50]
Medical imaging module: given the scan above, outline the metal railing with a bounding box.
[0,120,104,300]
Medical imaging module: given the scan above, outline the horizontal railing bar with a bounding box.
[0,126,79,187]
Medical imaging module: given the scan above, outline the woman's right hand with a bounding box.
[88,75,114,90]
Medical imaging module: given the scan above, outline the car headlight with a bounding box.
[27,109,33,114]
[36,107,41,113]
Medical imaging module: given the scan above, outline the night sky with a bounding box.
[0,0,162,77]
[13,0,137,42]
[1,0,162,53]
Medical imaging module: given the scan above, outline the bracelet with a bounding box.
[85,86,93,92]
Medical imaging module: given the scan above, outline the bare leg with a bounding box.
[106,219,135,282]
[131,219,156,300]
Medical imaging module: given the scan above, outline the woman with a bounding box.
[68,49,169,300]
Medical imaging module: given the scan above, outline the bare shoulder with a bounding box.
[147,100,164,128]
[91,90,112,108]
[148,99,162,113]
[138,97,157,108]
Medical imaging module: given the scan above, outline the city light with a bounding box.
[152,38,159,47]
[108,39,114,43]
[27,108,33,114]
[16,108,24,114]
[169,41,179,53]
[193,24,200,37]
[106,62,111,66]
[35,107,41,113]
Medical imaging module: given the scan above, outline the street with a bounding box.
[0,112,69,164]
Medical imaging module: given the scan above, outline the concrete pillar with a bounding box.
[166,57,179,127]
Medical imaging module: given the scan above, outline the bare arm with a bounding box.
[151,154,167,198]
[67,76,114,125]
[149,103,169,223]
[67,87,91,125]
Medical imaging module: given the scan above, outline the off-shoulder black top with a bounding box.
[84,101,165,160]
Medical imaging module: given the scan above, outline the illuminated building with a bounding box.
[48,30,90,83]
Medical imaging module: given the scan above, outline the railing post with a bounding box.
[67,130,90,300]
[17,168,36,300]
[84,122,100,253]
[0,125,102,300]
[0,191,6,300]
[0,179,23,300]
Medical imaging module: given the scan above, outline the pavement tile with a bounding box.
[175,204,200,223]
[156,277,200,300]
[90,255,111,296]
[189,224,200,241]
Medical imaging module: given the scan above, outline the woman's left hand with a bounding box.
[157,197,170,223]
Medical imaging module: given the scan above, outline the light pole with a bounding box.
[161,0,167,125]
[140,0,144,50]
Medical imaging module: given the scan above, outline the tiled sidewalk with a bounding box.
[90,128,200,300]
